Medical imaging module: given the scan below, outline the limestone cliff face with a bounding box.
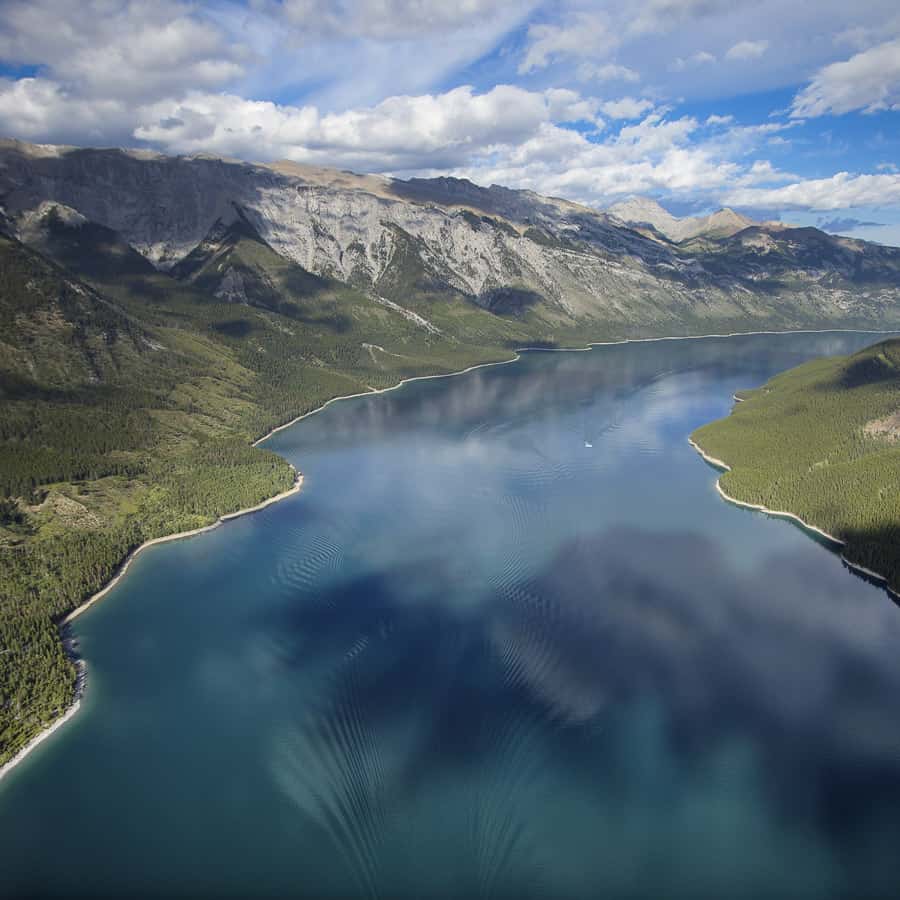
[608,196,756,243]
[2,138,899,329]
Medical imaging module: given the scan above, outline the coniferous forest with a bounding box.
[692,339,900,595]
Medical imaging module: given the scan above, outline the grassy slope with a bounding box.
[691,339,900,592]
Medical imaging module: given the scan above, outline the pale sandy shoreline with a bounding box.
[520,327,900,354]
[688,437,900,601]
[0,661,86,783]
[251,358,521,445]
[3,326,896,785]
[60,469,304,627]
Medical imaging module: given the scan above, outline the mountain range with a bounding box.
[607,196,759,243]
[3,137,900,340]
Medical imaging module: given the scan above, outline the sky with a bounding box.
[1,0,899,244]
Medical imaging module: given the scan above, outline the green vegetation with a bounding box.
[692,339,900,593]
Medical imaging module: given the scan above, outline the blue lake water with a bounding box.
[3,332,900,898]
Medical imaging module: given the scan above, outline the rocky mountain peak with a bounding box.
[608,196,757,243]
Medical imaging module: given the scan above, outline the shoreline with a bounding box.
[0,470,303,784]
[516,327,900,354]
[0,661,86,784]
[688,437,900,602]
[61,470,304,627]
[251,357,522,445]
[4,325,896,784]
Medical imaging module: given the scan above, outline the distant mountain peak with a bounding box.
[609,196,673,216]
[18,200,88,235]
[608,196,756,243]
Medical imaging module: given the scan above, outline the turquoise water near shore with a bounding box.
[3,332,900,898]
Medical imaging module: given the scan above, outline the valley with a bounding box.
[2,137,900,769]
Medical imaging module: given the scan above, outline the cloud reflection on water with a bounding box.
[261,332,900,897]
[263,521,900,896]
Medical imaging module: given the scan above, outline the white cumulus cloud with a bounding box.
[518,12,618,74]
[791,38,900,117]
[600,97,655,119]
[130,85,600,171]
[725,40,769,61]
[725,172,900,210]
[0,0,244,103]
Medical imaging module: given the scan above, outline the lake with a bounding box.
[3,331,900,899]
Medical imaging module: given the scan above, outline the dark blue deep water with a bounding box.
[3,332,900,899]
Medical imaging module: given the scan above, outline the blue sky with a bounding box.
[1,0,899,243]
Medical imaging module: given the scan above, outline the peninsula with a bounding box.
[691,338,900,596]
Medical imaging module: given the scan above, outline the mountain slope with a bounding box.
[0,229,149,393]
[708,226,900,285]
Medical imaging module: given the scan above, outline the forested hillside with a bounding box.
[0,217,514,766]
[692,340,900,594]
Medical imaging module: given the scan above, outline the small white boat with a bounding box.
[584,441,593,448]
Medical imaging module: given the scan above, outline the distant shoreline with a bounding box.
[3,326,895,786]
[688,436,900,602]
[254,326,900,445]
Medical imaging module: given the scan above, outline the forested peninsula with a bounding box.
[692,339,900,596]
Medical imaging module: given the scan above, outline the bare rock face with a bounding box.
[0,140,252,268]
[608,196,755,243]
[864,412,900,441]
[2,138,900,330]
